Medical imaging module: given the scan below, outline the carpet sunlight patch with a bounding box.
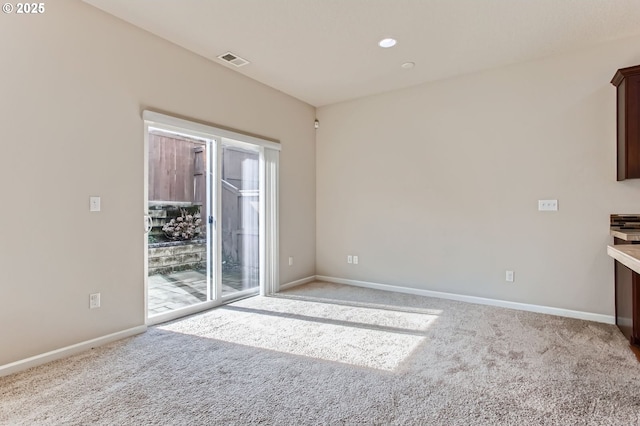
[158,296,438,371]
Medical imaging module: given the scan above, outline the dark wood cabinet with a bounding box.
[612,237,640,346]
[614,260,640,346]
[611,65,640,181]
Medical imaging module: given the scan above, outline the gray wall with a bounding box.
[0,1,316,366]
[316,35,640,316]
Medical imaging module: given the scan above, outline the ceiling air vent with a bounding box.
[217,51,250,67]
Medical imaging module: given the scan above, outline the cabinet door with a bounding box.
[615,260,634,341]
[633,271,640,346]
[611,65,640,180]
[627,75,640,179]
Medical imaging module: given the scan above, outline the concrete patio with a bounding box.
[148,269,258,316]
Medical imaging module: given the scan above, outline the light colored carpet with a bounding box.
[1,281,639,425]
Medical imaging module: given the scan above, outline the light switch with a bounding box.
[90,196,101,212]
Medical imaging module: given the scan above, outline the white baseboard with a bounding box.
[279,275,316,291]
[0,325,147,378]
[315,275,615,325]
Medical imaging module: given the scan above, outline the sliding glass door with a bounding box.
[146,130,213,318]
[143,112,278,324]
[220,142,261,298]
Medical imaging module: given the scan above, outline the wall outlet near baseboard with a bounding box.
[89,293,101,309]
[353,255,359,265]
[538,199,558,211]
[505,270,515,282]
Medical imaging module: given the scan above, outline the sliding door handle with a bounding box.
[144,215,153,233]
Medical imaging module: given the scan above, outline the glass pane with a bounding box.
[221,144,260,296]
[147,130,210,316]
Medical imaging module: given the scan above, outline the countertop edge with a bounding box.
[607,245,640,274]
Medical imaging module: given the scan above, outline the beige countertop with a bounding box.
[608,244,640,274]
[610,228,640,241]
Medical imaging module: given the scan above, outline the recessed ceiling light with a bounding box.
[401,62,415,69]
[378,38,397,48]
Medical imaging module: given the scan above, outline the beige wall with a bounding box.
[317,35,640,316]
[0,1,315,366]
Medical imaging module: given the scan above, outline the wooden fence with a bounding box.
[148,131,206,209]
[148,131,260,267]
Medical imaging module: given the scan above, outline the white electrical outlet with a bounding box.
[505,270,514,282]
[288,256,293,266]
[538,199,558,211]
[353,256,359,265]
[347,255,353,264]
[89,293,101,309]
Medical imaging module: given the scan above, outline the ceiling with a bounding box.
[83,0,640,107]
